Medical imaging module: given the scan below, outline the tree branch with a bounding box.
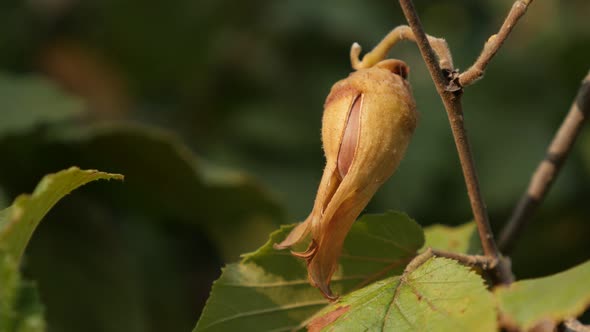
[458,0,534,87]
[398,0,513,285]
[499,70,590,253]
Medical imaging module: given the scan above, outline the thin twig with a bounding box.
[351,25,454,71]
[499,70,590,253]
[403,248,434,275]
[459,0,534,87]
[398,0,513,284]
[564,318,590,332]
[431,249,497,269]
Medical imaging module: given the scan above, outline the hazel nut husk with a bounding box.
[274,58,417,300]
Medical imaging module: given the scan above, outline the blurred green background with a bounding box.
[1,0,589,331]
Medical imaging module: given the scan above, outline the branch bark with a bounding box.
[397,0,513,285]
[564,318,590,332]
[431,249,496,269]
[458,0,534,87]
[499,70,590,253]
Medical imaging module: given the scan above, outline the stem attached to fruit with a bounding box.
[350,25,453,72]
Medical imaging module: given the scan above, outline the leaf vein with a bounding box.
[199,300,327,331]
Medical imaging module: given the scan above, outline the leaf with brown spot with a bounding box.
[307,306,350,332]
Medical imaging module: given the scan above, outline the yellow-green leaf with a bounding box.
[495,260,590,330]
[310,257,496,332]
[423,222,480,254]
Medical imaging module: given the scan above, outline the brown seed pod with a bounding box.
[274,58,417,300]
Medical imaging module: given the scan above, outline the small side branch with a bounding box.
[459,0,534,87]
[499,70,590,253]
[564,318,590,332]
[431,249,497,270]
[404,248,434,275]
[397,0,513,285]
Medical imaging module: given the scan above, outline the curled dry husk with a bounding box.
[274,59,417,300]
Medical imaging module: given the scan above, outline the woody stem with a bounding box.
[398,0,513,284]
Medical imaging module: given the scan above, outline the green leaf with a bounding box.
[422,222,481,254]
[309,256,496,332]
[0,167,123,261]
[0,252,45,332]
[495,260,590,330]
[0,167,122,332]
[194,211,424,332]
[0,73,83,136]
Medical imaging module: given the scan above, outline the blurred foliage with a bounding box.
[422,222,480,254]
[0,73,283,331]
[0,0,589,330]
[0,74,82,135]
